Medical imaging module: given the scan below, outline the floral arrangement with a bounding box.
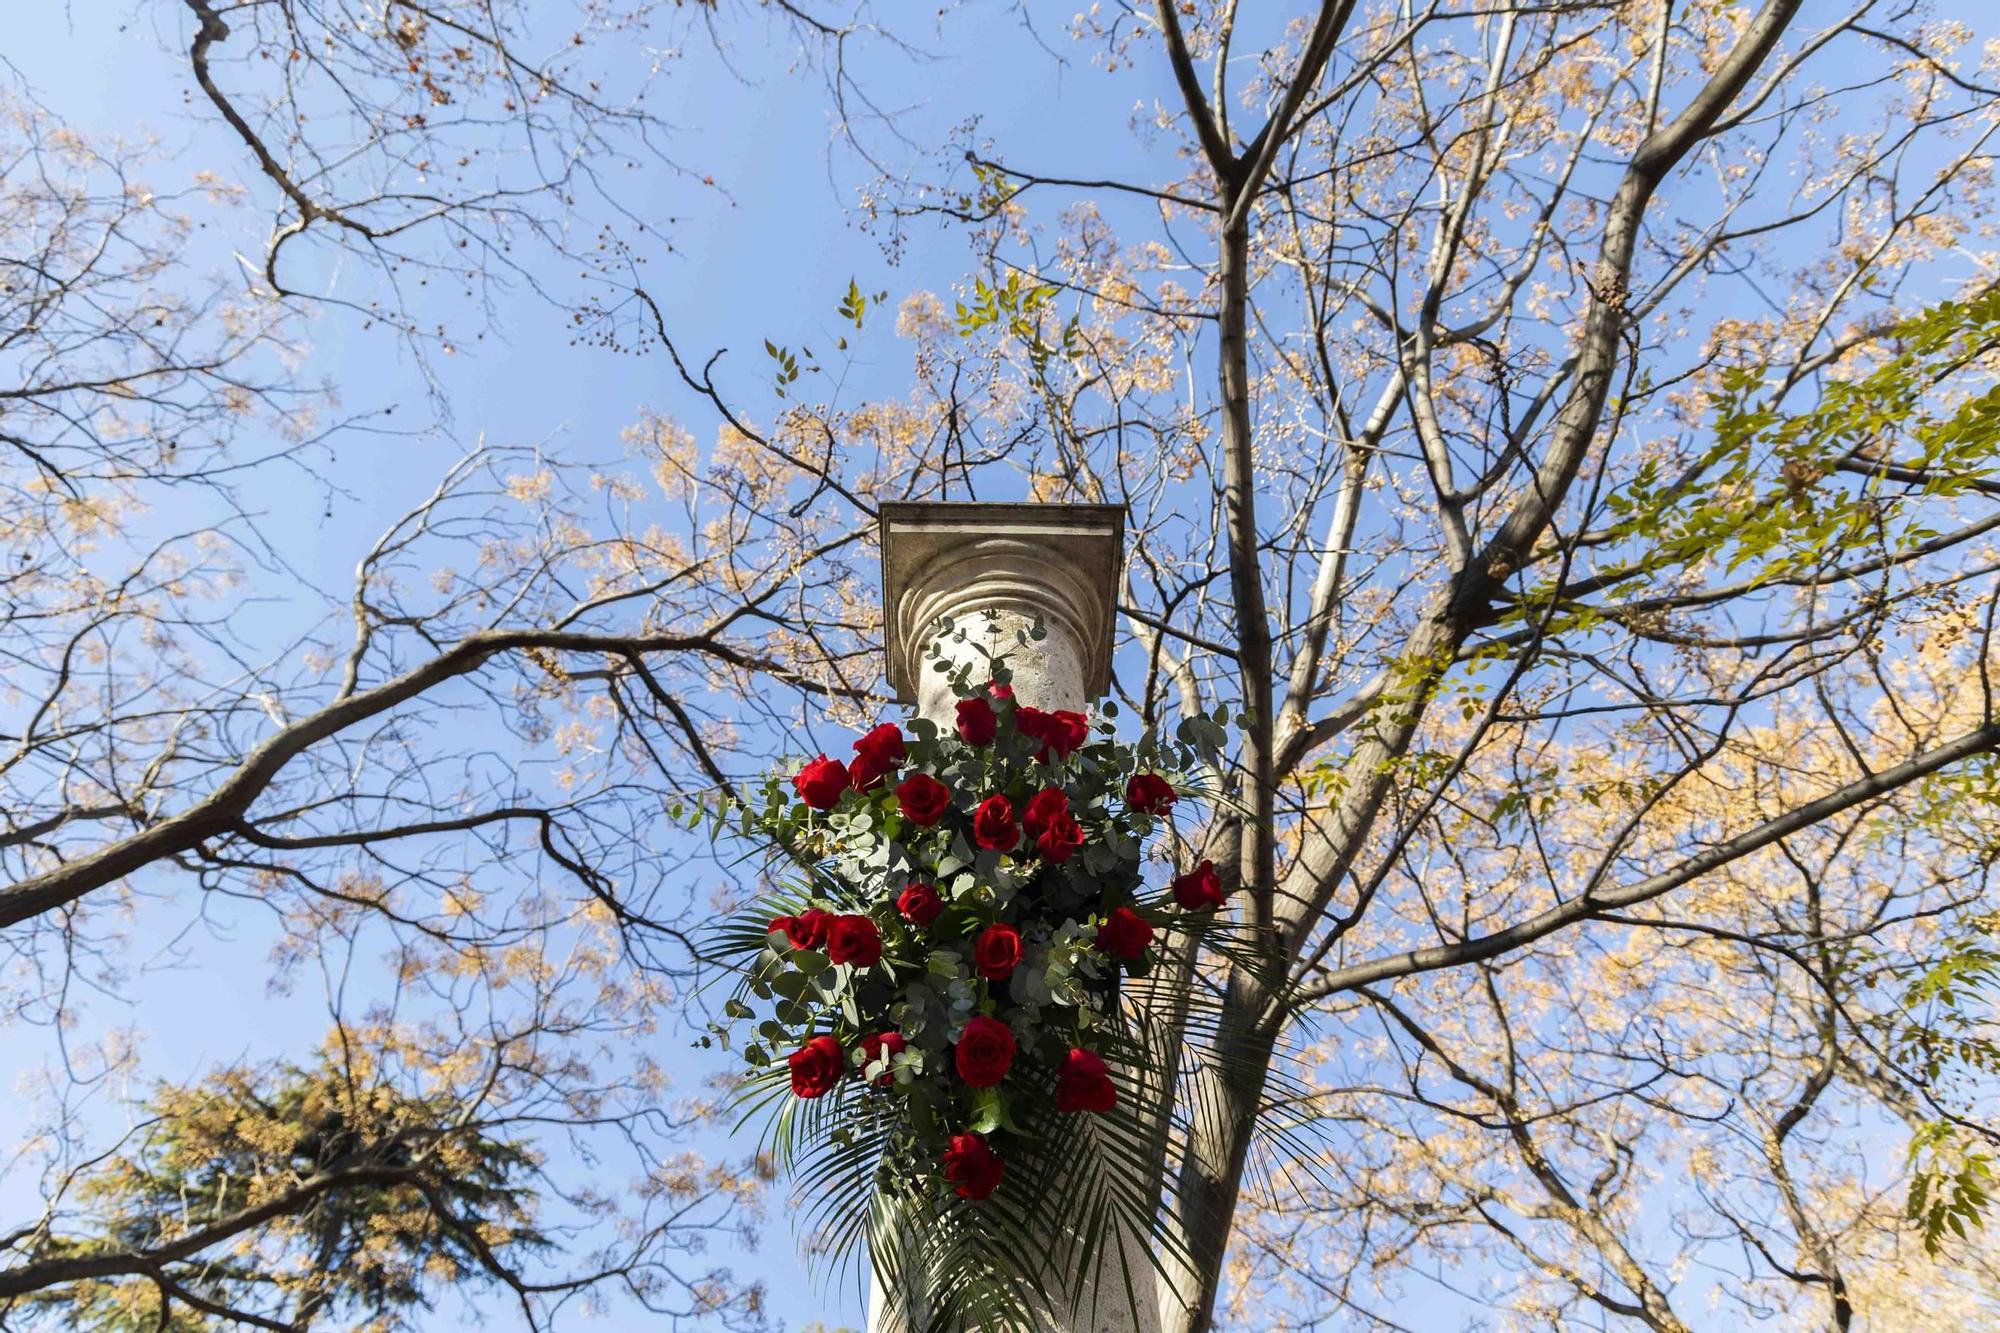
[705,652,1231,1324]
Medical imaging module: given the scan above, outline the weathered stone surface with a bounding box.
[870,502,1165,1333]
[880,502,1124,723]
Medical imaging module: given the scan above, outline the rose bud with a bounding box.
[956,696,997,746]
[1171,860,1226,912]
[896,881,944,928]
[791,755,850,810]
[1094,906,1154,961]
[941,1132,1004,1201]
[1125,772,1177,816]
[1056,1048,1117,1114]
[953,1015,1016,1088]
[859,1031,906,1087]
[895,772,951,827]
[827,913,883,969]
[788,1035,844,1099]
[972,794,1019,852]
[972,922,1022,981]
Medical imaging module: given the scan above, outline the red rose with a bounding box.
[1041,709,1089,759]
[792,755,850,810]
[1056,1048,1118,1114]
[853,722,907,770]
[896,881,944,928]
[1172,860,1226,911]
[1035,811,1085,864]
[780,907,832,951]
[827,913,883,969]
[895,772,951,827]
[972,795,1018,852]
[972,922,1022,981]
[788,1034,843,1099]
[1015,707,1088,761]
[1021,786,1069,840]
[1125,773,1177,816]
[848,728,904,788]
[1094,906,1153,961]
[954,1015,1016,1088]
[859,1031,906,1086]
[987,681,1014,700]
[849,748,896,792]
[955,696,997,746]
[850,723,906,790]
[942,1132,1004,1201]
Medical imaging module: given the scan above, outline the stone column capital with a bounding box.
[879,501,1126,718]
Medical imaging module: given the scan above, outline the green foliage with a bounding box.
[1908,1122,1993,1258]
[6,1061,547,1331]
[1880,909,2000,1256]
[764,338,804,395]
[866,1028,1185,1333]
[954,271,1069,370]
[836,277,887,330]
[833,278,889,351]
[954,159,1021,220]
[1515,291,2000,629]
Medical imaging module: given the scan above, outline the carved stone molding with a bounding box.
[879,501,1125,725]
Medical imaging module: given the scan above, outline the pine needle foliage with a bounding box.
[2,1060,548,1331]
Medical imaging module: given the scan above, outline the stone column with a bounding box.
[873,502,1165,1333]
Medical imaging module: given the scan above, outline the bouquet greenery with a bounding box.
[706,656,1231,1327]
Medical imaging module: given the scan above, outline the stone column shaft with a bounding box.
[872,503,1162,1333]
